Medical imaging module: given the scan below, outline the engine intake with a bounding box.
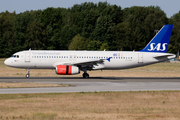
[56,65,80,75]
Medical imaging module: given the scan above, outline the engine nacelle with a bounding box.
[56,65,80,75]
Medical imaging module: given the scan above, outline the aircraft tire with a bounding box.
[83,73,89,78]
[26,74,29,78]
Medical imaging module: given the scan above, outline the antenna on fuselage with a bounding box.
[29,48,31,51]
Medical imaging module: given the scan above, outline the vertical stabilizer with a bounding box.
[140,25,173,53]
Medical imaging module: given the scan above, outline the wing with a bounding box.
[53,57,112,70]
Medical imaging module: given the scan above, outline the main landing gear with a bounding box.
[83,73,89,78]
[26,69,30,78]
[82,69,89,78]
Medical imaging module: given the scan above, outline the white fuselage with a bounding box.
[4,50,176,70]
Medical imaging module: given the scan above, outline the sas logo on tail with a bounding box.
[148,43,167,51]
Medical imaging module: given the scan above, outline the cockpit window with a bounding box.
[11,55,19,58]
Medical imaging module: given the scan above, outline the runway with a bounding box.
[0,77,180,94]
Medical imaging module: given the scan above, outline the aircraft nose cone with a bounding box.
[4,59,7,65]
[4,59,10,66]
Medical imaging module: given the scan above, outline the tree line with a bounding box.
[0,2,180,58]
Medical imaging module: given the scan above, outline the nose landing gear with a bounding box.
[26,69,30,78]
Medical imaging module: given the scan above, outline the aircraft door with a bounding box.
[138,53,143,63]
[25,52,30,62]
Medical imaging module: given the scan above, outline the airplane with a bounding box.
[4,25,176,78]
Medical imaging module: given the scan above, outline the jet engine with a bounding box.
[56,65,80,75]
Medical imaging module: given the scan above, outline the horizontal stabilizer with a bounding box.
[153,54,176,60]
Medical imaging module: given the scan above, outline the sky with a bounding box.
[0,0,179,18]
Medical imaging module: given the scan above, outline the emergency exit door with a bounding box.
[25,52,30,62]
[138,53,143,63]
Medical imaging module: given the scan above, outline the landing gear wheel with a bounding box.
[83,73,89,78]
[26,69,30,78]
[26,74,29,78]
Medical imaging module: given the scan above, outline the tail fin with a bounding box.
[140,25,173,53]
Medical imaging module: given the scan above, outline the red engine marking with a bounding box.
[56,65,67,75]
[68,65,72,75]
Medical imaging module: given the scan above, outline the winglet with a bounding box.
[106,57,112,62]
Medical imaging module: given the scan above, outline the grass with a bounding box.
[0,83,73,88]
[0,91,180,119]
[1,58,180,77]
